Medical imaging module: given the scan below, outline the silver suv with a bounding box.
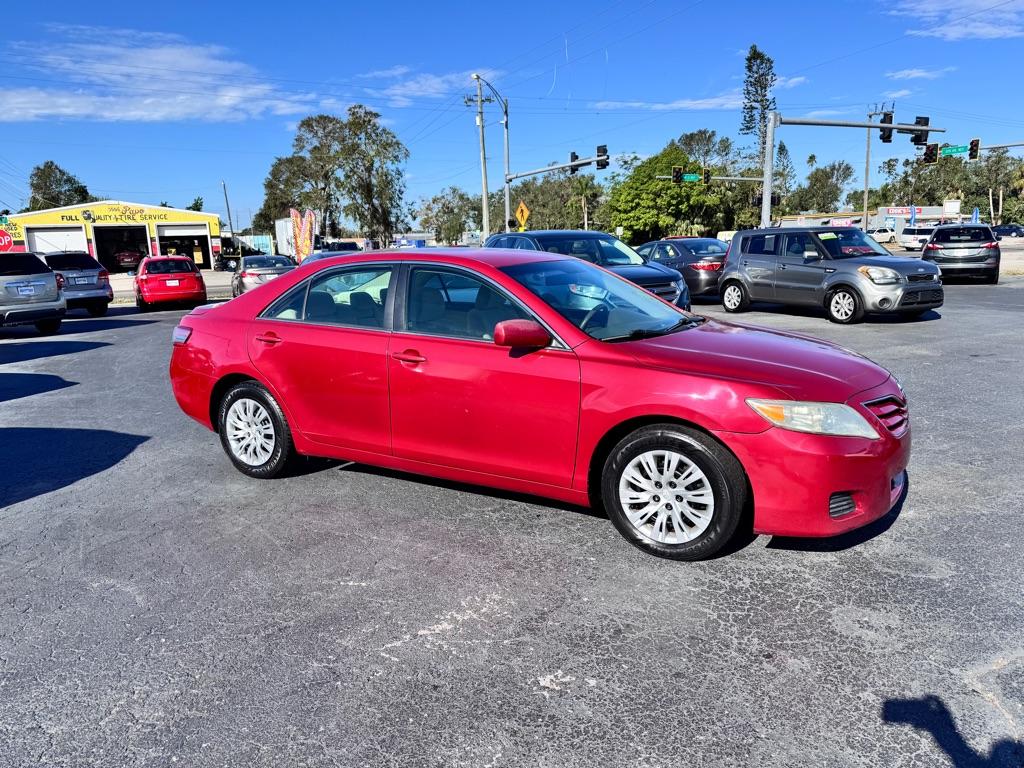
[921,224,1000,284]
[719,227,943,324]
[0,251,66,334]
[40,251,113,316]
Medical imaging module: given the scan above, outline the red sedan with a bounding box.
[135,256,207,311]
[169,249,910,560]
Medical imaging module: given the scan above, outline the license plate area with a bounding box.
[74,277,90,285]
[18,286,35,296]
[166,279,180,286]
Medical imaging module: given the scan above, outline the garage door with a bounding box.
[157,224,208,238]
[26,226,88,253]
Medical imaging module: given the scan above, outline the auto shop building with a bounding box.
[0,201,222,272]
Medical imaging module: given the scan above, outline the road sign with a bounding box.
[0,215,8,225]
[515,200,530,230]
[940,145,969,157]
[682,173,701,182]
[0,230,13,252]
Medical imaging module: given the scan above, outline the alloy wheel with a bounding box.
[723,284,742,310]
[225,398,276,466]
[830,291,855,321]
[617,450,715,545]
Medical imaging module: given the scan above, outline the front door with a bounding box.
[248,264,395,454]
[775,233,831,305]
[388,265,581,487]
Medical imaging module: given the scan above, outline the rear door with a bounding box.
[775,233,830,304]
[738,233,780,299]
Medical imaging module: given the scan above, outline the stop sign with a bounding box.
[0,230,13,252]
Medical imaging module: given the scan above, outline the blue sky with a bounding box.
[1,0,1022,227]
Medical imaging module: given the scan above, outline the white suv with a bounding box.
[868,227,897,244]
[899,227,934,251]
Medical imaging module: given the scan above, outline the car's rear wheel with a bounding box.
[218,381,294,478]
[34,319,61,335]
[984,271,999,285]
[135,293,149,313]
[601,424,746,560]
[826,287,864,324]
[87,302,108,317]
[721,281,749,313]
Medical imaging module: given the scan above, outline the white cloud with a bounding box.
[1,26,316,122]
[803,109,853,118]
[889,0,1024,39]
[885,66,956,80]
[357,65,413,79]
[884,89,913,98]
[594,90,743,111]
[371,69,499,108]
[776,76,808,89]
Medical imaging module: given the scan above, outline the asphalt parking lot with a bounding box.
[1,279,1022,767]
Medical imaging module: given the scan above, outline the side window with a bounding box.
[267,266,393,327]
[406,268,531,341]
[488,236,509,249]
[781,233,822,261]
[263,284,308,320]
[654,243,682,261]
[635,244,654,258]
[743,234,780,256]
[513,237,535,250]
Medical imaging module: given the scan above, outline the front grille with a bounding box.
[900,288,943,306]
[907,273,934,283]
[829,492,856,519]
[864,396,909,435]
[645,282,679,298]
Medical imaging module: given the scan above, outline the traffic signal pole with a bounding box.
[760,112,778,228]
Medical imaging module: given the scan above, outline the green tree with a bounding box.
[159,201,170,207]
[292,113,348,233]
[789,161,855,213]
[253,155,307,233]
[186,196,203,211]
[26,161,95,211]
[416,186,474,244]
[774,141,796,198]
[678,129,735,171]
[739,45,777,161]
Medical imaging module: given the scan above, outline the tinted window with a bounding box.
[405,268,530,340]
[513,237,535,250]
[933,227,993,243]
[649,243,682,261]
[742,234,779,255]
[681,239,728,256]
[304,266,392,328]
[487,236,510,249]
[0,253,50,276]
[243,256,291,269]
[145,259,196,274]
[43,252,101,271]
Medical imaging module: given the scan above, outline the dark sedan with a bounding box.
[637,237,729,297]
[483,230,690,309]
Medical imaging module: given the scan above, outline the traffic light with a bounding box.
[911,116,930,146]
[879,111,894,143]
[671,166,683,184]
[702,167,711,184]
[569,151,579,175]
[969,138,981,160]
[922,143,939,165]
[596,144,609,170]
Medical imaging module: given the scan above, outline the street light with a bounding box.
[472,73,512,233]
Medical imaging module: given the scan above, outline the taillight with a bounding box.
[924,243,942,251]
[172,326,192,345]
[97,269,110,284]
[983,241,999,249]
[54,272,65,290]
[690,261,722,271]
[239,270,255,278]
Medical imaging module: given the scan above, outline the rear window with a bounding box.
[741,234,779,255]
[902,228,933,236]
[244,256,292,269]
[932,227,993,243]
[43,252,101,271]
[145,258,196,274]
[0,253,51,276]
[679,238,728,256]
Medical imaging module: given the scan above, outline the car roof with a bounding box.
[509,230,615,238]
[931,223,990,229]
[299,247,567,270]
[44,250,92,256]
[144,255,192,260]
[733,226,863,236]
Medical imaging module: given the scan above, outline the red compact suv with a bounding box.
[135,256,206,311]
[169,249,910,560]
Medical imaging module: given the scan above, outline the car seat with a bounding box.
[467,287,516,339]
[409,287,447,333]
[305,290,337,322]
[349,291,381,326]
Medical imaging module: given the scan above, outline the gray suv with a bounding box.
[921,224,1000,283]
[719,227,943,324]
[0,251,66,334]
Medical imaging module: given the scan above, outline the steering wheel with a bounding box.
[579,302,611,331]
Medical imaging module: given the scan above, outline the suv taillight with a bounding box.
[97,269,110,284]
[54,272,65,290]
[983,241,999,249]
[924,243,942,251]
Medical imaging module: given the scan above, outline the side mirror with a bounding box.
[493,319,552,348]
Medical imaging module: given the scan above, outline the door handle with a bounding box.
[778,264,787,270]
[255,333,282,345]
[392,350,427,364]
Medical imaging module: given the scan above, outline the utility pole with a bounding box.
[760,112,779,228]
[582,195,589,230]
[466,75,494,240]
[472,74,511,232]
[221,180,236,243]
[863,104,891,231]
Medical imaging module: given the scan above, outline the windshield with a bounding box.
[44,252,100,271]
[532,234,646,266]
[501,259,696,342]
[816,229,889,259]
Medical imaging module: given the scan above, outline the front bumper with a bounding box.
[716,377,911,538]
[859,279,944,313]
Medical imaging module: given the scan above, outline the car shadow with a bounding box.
[743,303,942,324]
[0,372,76,404]
[336,461,605,518]
[0,340,110,365]
[765,475,909,552]
[883,695,1024,767]
[0,427,149,509]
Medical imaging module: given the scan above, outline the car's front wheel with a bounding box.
[721,281,749,313]
[601,424,746,560]
[218,381,294,478]
[826,287,864,324]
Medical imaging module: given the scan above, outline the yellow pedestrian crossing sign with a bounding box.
[515,200,530,231]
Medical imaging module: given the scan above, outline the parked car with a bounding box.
[719,227,943,324]
[921,224,1001,283]
[867,227,897,244]
[484,230,690,310]
[170,249,910,561]
[40,251,113,317]
[0,251,66,334]
[231,255,296,297]
[299,250,355,265]
[135,256,207,311]
[114,248,146,272]
[993,223,1024,238]
[898,226,934,251]
[636,237,729,297]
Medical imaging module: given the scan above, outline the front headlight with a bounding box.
[857,265,901,285]
[747,399,880,439]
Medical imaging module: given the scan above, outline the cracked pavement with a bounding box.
[1,278,1022,766]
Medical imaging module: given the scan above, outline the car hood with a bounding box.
[607,261,681,284]
[855,254,938,274]
[624,318,891,402]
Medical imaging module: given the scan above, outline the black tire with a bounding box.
[87,302,109,317]
[826,287,864,324]
[721,281,750,313]
[984,271,999,285]
[217,381,294,479]
[34,318,62,335]
[600,424,747,561]
[135,293,149,313]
